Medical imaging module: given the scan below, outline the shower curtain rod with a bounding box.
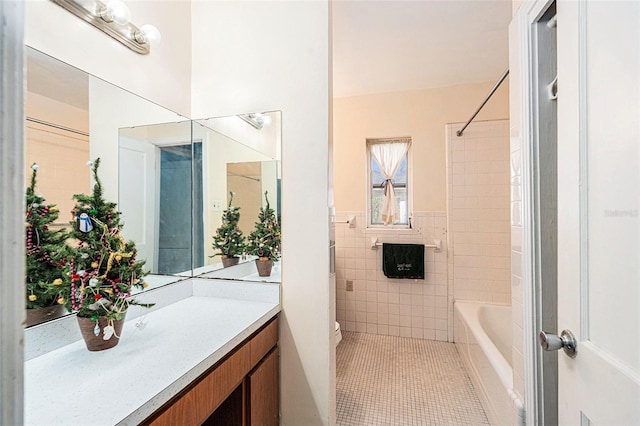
[227,171,261,182]
[456,68,510,137]
[27,117,89,137]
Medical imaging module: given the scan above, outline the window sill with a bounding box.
[364,226,418,234]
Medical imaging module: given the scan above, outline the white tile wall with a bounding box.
[335,211,448,341]
[25,125,90,223]
[446,120,512,307]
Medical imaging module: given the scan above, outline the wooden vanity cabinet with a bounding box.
[248,347,279,426]
[144,317,279,426]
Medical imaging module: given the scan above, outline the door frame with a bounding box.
[514,0,558,425]
[0,1,25,424]
[119,135,160,272]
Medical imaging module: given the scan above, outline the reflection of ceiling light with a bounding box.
[254,113,272,127]
[50,0,161,55]
[238,113,272,130]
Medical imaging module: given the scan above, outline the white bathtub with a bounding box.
[454,302,525,425]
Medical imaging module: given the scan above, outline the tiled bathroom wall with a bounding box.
[25,124,90,221]
[446,120,512,308]
[334,212,448,341]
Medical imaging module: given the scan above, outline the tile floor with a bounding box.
[336,331,489,425]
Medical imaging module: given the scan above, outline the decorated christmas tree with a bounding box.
[60,158,150,323]
[25,163,69,310]
[211,192,246,265]
[246,191,281,262]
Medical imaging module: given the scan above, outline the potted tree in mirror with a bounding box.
[25,163,69,327]
[247,191,281,277]
[211,192,246,267]
[60,159,152,351]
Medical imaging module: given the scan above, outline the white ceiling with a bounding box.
[332,0,512,98]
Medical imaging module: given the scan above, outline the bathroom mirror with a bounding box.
[25,48,91,226]
[25,46,282,330]
[118,121,194,277]
[117,112,282,283]
[25,47,189,327]
[191,112,282,283]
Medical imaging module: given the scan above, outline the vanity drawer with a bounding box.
[250,317,279,367]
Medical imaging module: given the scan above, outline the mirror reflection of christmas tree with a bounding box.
[247,191,281,277]
[61,158,152,351]
[25,164,69,326]
[211,192,246,267]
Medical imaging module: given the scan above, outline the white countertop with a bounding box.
[24,296,280,425]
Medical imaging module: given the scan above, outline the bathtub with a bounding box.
[454,302,525,426]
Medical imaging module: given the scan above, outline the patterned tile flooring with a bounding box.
[336,332,489,426]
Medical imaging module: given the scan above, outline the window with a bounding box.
[367,138,411,227]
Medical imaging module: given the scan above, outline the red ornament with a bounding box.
[114,278,121,283]
[94,294,102,301]
[72,274,80,280]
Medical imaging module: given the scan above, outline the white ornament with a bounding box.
[77,213,93,233]
[77,269,86,277]
[135,319,147,331]
[81,253,89,259]
[89,278,99,287]
[86,161,94,167]
[93,322,100,336]
[102,325,115,340]
[32,203,39,208]
[88,298,111,310]
[31,163,40,171]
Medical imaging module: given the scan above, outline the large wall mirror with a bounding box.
[190,113,282,283]
[116,114,282,282]
[25,47,282,328]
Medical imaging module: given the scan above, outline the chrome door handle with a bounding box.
[539,329,577,358]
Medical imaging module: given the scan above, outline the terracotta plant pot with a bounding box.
[255,258,273,277]
[77,312,127,351]
[221,255,240,268]
[25,304,67,327]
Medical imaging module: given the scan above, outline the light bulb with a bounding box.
[101,0,130,25]
[253,113,265,124]
[253,113,272,127]
[135,24,162,44]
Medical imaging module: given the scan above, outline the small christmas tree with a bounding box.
[211,192,246,262]
[25,163,69,310]
[60,158,150,322]
[246,191,281,262]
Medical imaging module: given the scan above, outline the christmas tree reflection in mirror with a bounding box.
[25,46,187,327]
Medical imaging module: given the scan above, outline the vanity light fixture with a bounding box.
[50,0,161,55]
[238,113,273,130]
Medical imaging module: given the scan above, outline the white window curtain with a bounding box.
[370,141,410,225]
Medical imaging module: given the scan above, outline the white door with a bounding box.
[554,1,640,423]
[118,136,158,272]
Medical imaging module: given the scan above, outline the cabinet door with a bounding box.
[248,347,279,426]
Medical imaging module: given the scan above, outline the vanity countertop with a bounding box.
[24,296,280,425]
